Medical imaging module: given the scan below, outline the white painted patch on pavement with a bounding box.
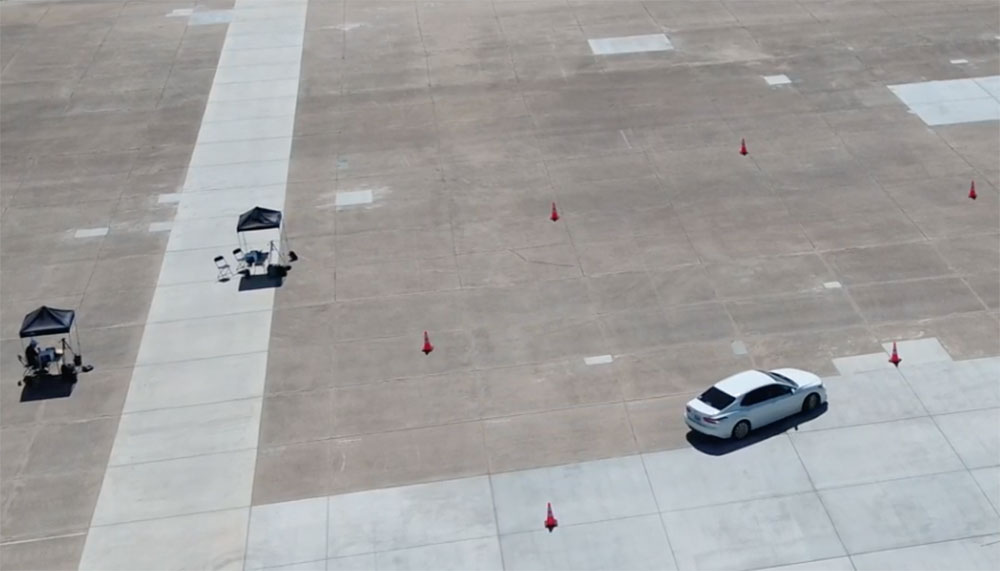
[764,74,792,86]
[335,189,374,208]
[588,34,674,56]
[74,227,109,238]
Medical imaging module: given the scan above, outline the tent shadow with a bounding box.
[686,403,829,456]
[19,373,76,402]
[238,273,284,291]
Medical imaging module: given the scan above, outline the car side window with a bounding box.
[741,387,767,407]
[772,385,792,398]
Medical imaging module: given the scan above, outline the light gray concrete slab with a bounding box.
[832,352,895,375]
[136,311,273,365]
[644,436,814,511]
[798,369,927,432]
[92,449,256,525]
[123,352,268,412]
[198,117,296,144]
[175,186,286,221]
[764,74,792,86]
[971,466,1000,512]
[246,497,328,570]
[208,79,301,103]
[79,508,249,571]
[934,408,1000,469]
[166,216,281,251]
[901,357,1000,414]
[975,76,1000,99]
[223,31,305,51]
[850,534,1000,571]
[376,537,503,571]
[753,557,856,571]
[326,477,497,557]
[108,399,261,466]
[820,471,1000,554]
[202,97,299,123]
[226,20,305,40]
[263,560,326,571]
[215,64,305,85]
[881,338,952,365]
[218,47,303,69]
[500,514,675,571]
[661,493,846,571]
[325,554,376,571]
[231,6,308,23]
[189,137,293,168]
[183,160,290,192]
[158,248,234,285]
[888,77,995,105]
[146,281,275,323]
[908,99,1000,126]
[490,455,657,534]
[791,417,965,489]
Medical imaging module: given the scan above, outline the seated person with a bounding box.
[25,339,60,371]
[24,339,40,369]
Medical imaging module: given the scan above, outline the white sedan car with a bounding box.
[685,369,827,440]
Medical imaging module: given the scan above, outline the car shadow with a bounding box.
[686,403,829,456]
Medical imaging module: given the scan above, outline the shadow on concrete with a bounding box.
[686,403,829,456]
[238,271,285,291]
[18,373,76,402]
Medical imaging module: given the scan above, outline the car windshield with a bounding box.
[698,386,736,410]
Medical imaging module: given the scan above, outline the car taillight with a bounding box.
[703,416,719,424]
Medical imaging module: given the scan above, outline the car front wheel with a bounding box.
[731,420,751,440]
[802,393,820,412]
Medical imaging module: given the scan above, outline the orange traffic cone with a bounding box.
[889,342,901,367]
[544,502,558,532]
[422,331,434,355]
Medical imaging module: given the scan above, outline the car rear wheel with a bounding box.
[731,420,751,440]
[802,393,820,412]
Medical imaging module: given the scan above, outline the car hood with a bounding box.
[772,368,823,389]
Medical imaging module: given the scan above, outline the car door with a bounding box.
[765,384,799,424]
[744,385,795,427]
[739,387,774,428]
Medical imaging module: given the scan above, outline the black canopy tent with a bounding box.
[236,206,296,267]
[236,206,282,233]
[17,305,85,381]
[19,306,75,338]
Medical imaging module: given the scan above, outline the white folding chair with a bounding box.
[214,255,234,281]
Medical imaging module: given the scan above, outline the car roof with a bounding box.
[715,370,775,397]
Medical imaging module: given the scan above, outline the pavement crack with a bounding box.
[508,248,575,268]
